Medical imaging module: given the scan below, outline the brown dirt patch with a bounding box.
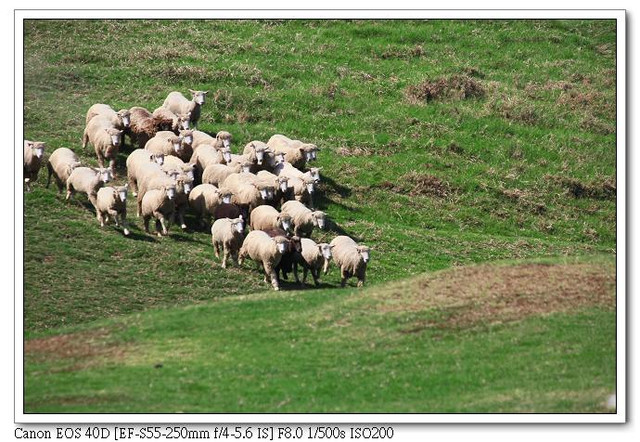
[372,262,615,331]
[25,327,128,372]
[545,175,616,200]
[387,172,453,198]
[406,74,485,104]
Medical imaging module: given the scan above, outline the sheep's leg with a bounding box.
[237,249,245,266]
[357,271,366,288]
[264,263,279,290]
[293,262,301,285]
[127,173,138,196]
[340,267,349,288]
[109,158,117,179]
[302,266,309,285]
[143,216,150,233]
[46,163,53,189]
[312,268,320,287]
[65,184,74,201]
[81,129,89,149]
[97,210,105,227]
[120,212,130,236]
[177,206,187,230]
[221,246,229,269]
[88,193,98,210]
[213,240,221,259]
[136,195,143,217]
[107,209,119,226]
[155,213,168,236]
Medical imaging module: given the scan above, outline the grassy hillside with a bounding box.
[22,19,617,413]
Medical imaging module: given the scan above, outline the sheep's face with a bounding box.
[182,181,192,195]
[310,148,318,161]
[178,114,191,130]
[232,220,244,234]
[313,212,326,230]
[280,217,292,233]
[32,143,45,159]
[305,181,315,194]
[118,110,131,128]
[165,186,176,200]
[241,164,252,174]
[275,152,285,164]
[190,89,208,105]
[320,244,334,261]
[217,131,232,149]
[255,148,265,165]
[223,150,232,164]
[309,167,321,183]
[274,238,288,254]
[117,186,128,202]
[154,154,165,166]
[259,188,269,200]
[221,193,232,204]
[99,169,112,183]
[180,130,194,146]
[357,246,370,264]
[172,137,183,154]
[185,168,195,181]
[106,129,122,147]
[278,177,289,193]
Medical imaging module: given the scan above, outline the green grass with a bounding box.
[23,19,617,413]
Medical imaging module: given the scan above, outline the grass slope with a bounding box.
[22,19,617,413]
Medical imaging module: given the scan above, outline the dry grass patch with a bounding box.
[371,261,615,331]
[405,74,485,104]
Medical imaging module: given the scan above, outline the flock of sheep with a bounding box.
[23,89,371,290]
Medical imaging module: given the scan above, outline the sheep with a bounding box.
[267,134,319,169]
[330,235,371,287]
[280,200,326,237]
[127,106,174,149]
[175,129,195,162]
[161,155,196,182]
[220,172,276,217]
[172,174,194,231]
[262,228,303,284]
[201,161,252,187]
[85,104,131,130]
[273,161,321,184]
[152,106,191,132]
[144,131,184,158]
[95,185,130,236]
[125,148,165,196]
[141,185,176,236]
[213,202,246,223]
[82,116,123,177]
[46,147,82,192]
[298,238,334,286]
[238,230,290,290]
[190,144,232,183]
[211,217,245,268]
[284,174,316,208]
[188,183,233,228]
[162,89,208,128]
[23,140,46,191]
[249,205,293,233]
[242,141,272,168]
[135,166,182,216]
[256,170,290,206]
[65,166,113,209]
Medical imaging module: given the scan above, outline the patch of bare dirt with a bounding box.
[373,262,615,332]
[25,327,128,372]
[406,74,485,104]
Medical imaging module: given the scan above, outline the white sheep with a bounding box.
[256,170,290,206]
[85,104,131,130]
[177,129,194,162]
[201,161,252,187]
[135,166,181,216]
[190,144,232,182]
[162,90,208,128]
[242,141,272,168]
[65,166,113,209]
[127,106,174,149]
[144,131,184,158]
[23,140,46,191]
[220,172,275,216]
[273,161,321,184]
[172,174,194,231]
[152,106,191,132]
[46,147,82,192]
[96,184,130,236]
[249,205,293,233]
[161,155,196,182]
[284,174,316,208]
[267,134,318,169]
[82,116,123,177]
[298,238,334,286]
[125,148,165,196]
[238,230,290,290]
[280,200,326,237]
[188,183,233,228]
[141,185,176,237]
[211,217,245,268]
[329,235,371,287]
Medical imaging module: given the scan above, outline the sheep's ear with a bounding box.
[329,245,336,249]
[204,90,209,94]
[189,89,196,94]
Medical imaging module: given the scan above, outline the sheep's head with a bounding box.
[246,141,269,165]
[115,184,128,202]
[117,109,131,128]
[97,168,113,184]
[220,146,232,164]
[216,131,232,149]
[27,141,46,159]
[220,191,233,205]
[273,236,289,254]
[179,129,194,146]
[318,243,334,261]
[152,153,165,166]
[183,163,196,181]
[274,152,285,164]
[278,213,293,233]
[176,175,193,195]
[303,176,315,194]
[356,245,371,264]
[257,183,275,200]
[312,211,326,230]
[177,113,191,130]
[164,185,177,200]
[241,161,253,174]
[231,217,244,234]
[170,135,183,154]
[308,167,322,183]
[302,144,317,162]
[290,235,302,253]
[277,176,289,193]
[105,128,123,147]
[189,89,208,105]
